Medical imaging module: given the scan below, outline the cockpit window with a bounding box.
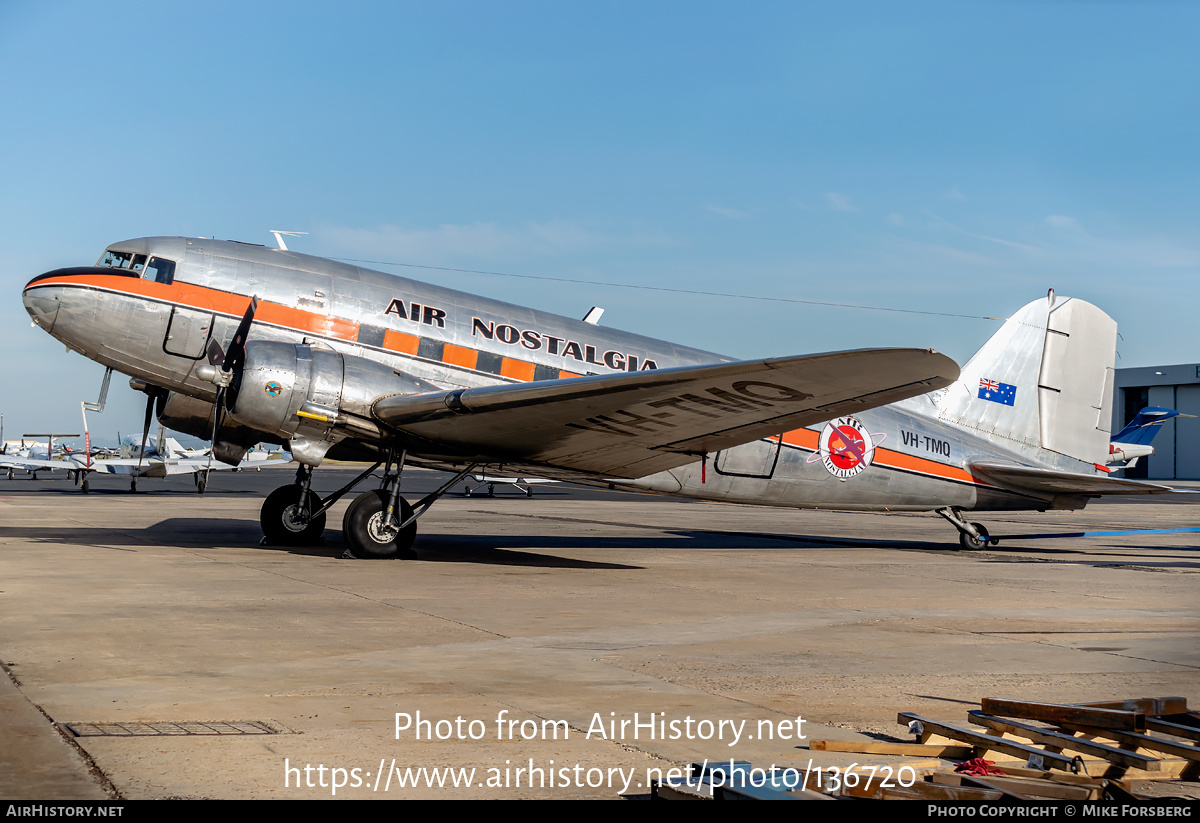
[146,257,175,284]
[98,250,147,272]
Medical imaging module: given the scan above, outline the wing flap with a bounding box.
[374,348,958,478]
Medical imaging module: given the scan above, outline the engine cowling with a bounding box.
[226,341,439,466]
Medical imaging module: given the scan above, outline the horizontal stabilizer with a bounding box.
[971,462,1181,497]
[374,348,958,478]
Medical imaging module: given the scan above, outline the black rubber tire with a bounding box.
[260,485,326,545]
[958,522,989,551]
[81,478,89,494]
[342,489,417,559]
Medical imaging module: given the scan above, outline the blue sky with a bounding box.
[2,1,1197,443]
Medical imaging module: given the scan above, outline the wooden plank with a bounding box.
[841,780,1002,801]
[1147,717,1200,743]
[982,698,1145,731]
[987,765,1130,790]
[898,712,1076,770]
[1079,697,1188,716]
[956,773,1096,801]
[1056,722,1200,762]
[930,772,1033,800]
[1163,711,1200,731]
[809,739,972,758]
[968,711,1160,771]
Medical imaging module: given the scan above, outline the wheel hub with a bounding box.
[366,511,399,544]
[281,504,310,533]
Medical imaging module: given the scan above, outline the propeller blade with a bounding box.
[206,337,226,366]
[135,391,155,474]
[223,296,258,375]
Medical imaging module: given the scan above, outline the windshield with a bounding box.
[97,250,147,273]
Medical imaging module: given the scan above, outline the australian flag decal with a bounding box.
[978,378,1017,406]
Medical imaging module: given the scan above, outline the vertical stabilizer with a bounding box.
[939,293,1116,464]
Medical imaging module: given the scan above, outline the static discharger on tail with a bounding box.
[22,238,1181,557]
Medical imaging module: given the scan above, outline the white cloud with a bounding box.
[1045,215,1081,230]
[885,213,904,226]
[825,192,858,212]
[706,204,751,219]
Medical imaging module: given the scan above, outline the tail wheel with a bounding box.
[343,489,417,559]
[261,485,326,545]
[958,523,990,551]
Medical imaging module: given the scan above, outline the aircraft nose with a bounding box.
[23,273,61,332]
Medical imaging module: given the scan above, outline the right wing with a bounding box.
[374,348,958,478]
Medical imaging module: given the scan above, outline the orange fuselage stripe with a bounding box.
[779,429,981,485]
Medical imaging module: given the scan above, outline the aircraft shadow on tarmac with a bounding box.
[6,519,1194,568]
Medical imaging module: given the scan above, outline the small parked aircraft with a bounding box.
[72,429,292,493]
[1105,407,1192,470]
[1,425,290,493]
[22,236,1178,556]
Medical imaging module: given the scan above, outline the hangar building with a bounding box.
[1111,363,1200,480]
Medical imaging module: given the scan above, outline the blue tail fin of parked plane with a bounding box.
[1112,407,1182,446]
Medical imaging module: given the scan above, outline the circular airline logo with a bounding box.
[810,416,882,478]
[265,381,283,397]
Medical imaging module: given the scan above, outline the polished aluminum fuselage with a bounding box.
[23,236,1085,513]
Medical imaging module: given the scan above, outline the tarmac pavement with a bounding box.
[1,469,1197,799]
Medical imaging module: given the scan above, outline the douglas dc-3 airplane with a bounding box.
[22,236,1177,558]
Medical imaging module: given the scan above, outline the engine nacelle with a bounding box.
[157,391,215,441]
[157,390,263,464]
[227,341,438,466]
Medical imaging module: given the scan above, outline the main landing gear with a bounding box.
[936,507,999,551]
[258,453,478,560]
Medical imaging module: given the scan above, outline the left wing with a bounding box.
[0,455,86,473]
[375,348,958,478]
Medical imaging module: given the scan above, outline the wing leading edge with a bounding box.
[373,348,959,478]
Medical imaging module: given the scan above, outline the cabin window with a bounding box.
[146,257,175,285]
